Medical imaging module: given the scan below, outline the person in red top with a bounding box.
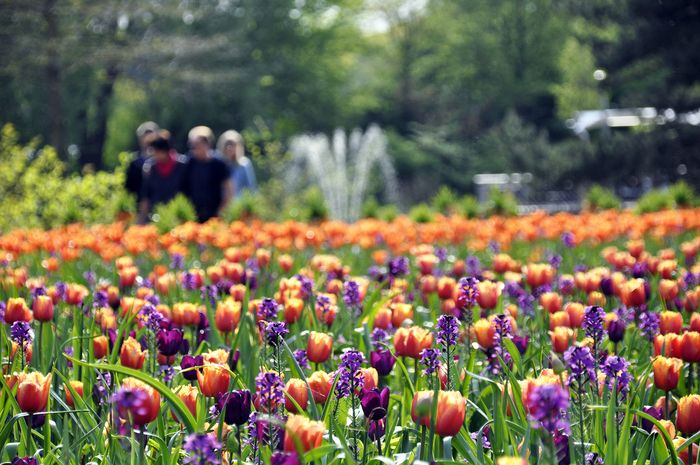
[138,130,187,223]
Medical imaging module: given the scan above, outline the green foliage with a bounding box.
[583,184,621,211]
[409,203,434,223]
[361,196,380,219]
[0,124,132,231]
[297,186,329,222]
[669,181,696,208]
[224,191,266,222]
[458,195,481,219]
[551,37,600,119]
[152,194,197,234]
[635,182,697,214]
[377,204,399,222]
[431,186,457,215]
[484,188,519,217]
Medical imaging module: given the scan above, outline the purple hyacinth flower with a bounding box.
[10,321,33,348]
[437,314,460,348]
[293,349,310,370]
[563,345,596,387]
[271,452,300,465]
[527,383,570,434]
[183,433,222,465]
[601,355,632,397]
[265,321,289,347]
[420,348,440,376]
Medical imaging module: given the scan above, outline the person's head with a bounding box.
[136,121,160,150]
[188,126,215,160]
[217,130,245,162]
[146,130,172,163]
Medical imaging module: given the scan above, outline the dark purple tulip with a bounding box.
[599,277,614,296]
[554,431,570,465]
[181,355,203,381]
[368,419,385,440]
[11,458,39,465]
[217,389,252,426]
[157,328,184,356]
[229,349,241,371]
[197,311,209,345]
[607,319,626,343]
[370,350,395,376]
[361,387,390,421]
[639,405,663,432]
[271,452,300,465]
[512,335,529,355]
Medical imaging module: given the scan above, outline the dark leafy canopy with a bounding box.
[0,0,698,202]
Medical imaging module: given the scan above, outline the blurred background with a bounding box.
[0,0,699,229]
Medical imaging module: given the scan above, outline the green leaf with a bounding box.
[65,355,197,433]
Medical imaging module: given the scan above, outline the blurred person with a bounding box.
[183,126,233,222]
[138,130,188,223]
[125,121,160,208]
[218,130,257,197]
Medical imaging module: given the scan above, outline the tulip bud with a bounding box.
[308,371,332,404]
[32,295,54,322]
[660,311,683,335]
[64,380,84,408]
[15,372,52,413]
[677,395,700,435]
[285,378,309,413]
[307,331,332,364]
[120,336,147,369]
[653,356,682,391]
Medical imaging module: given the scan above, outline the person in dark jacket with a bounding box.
[138,130,187,223]
[125,121,159,208]
[183,126,233,223]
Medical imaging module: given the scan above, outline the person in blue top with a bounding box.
[217,130,257,198]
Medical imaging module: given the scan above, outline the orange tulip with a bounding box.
[659,279,680,302]
[308,371,332,404]
[172,302,201,327]
[653,356,682,391]
[32,295,54,322]
[278,254,294,272]
[4,297,32,323]
[373,307,392,329]
[660,311,683,335]
[677,395,700,435]
[565,302,585,328]
[496,458,528,465]
[550,327,574,353]
[215,298,241,333]
[307,331,332,364]
[93,335,109,359]
[690,313,700,333]
[284,414,325,452]
[474,318,495,349]
[230,283,247,302]
[540,292,563,313]
[283,298,304,324]
[120,337,147,369]
[175,384,198,418]
[476,281,501,310]
[655,334,682,358]
[411,391,466,437]
[10,341,33,364]
[681,331,700,363]
[393,326,433,359]
[64,380,84,408]
[197,365,230,398]
[685,288,700,313]
[285,378,309,413]
[525,263,555,288]
[391,303,414,327]
[361,368,379,391]
[549,311,570,330]
[437,277,456,300]
[120,377,161,425]
[15,371,52,413]
[674,436,699,465]
[620,278,647,307]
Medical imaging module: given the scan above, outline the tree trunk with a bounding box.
[81,64,119,170]
[43,0,64,156]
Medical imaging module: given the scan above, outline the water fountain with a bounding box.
[287,124,399,222]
